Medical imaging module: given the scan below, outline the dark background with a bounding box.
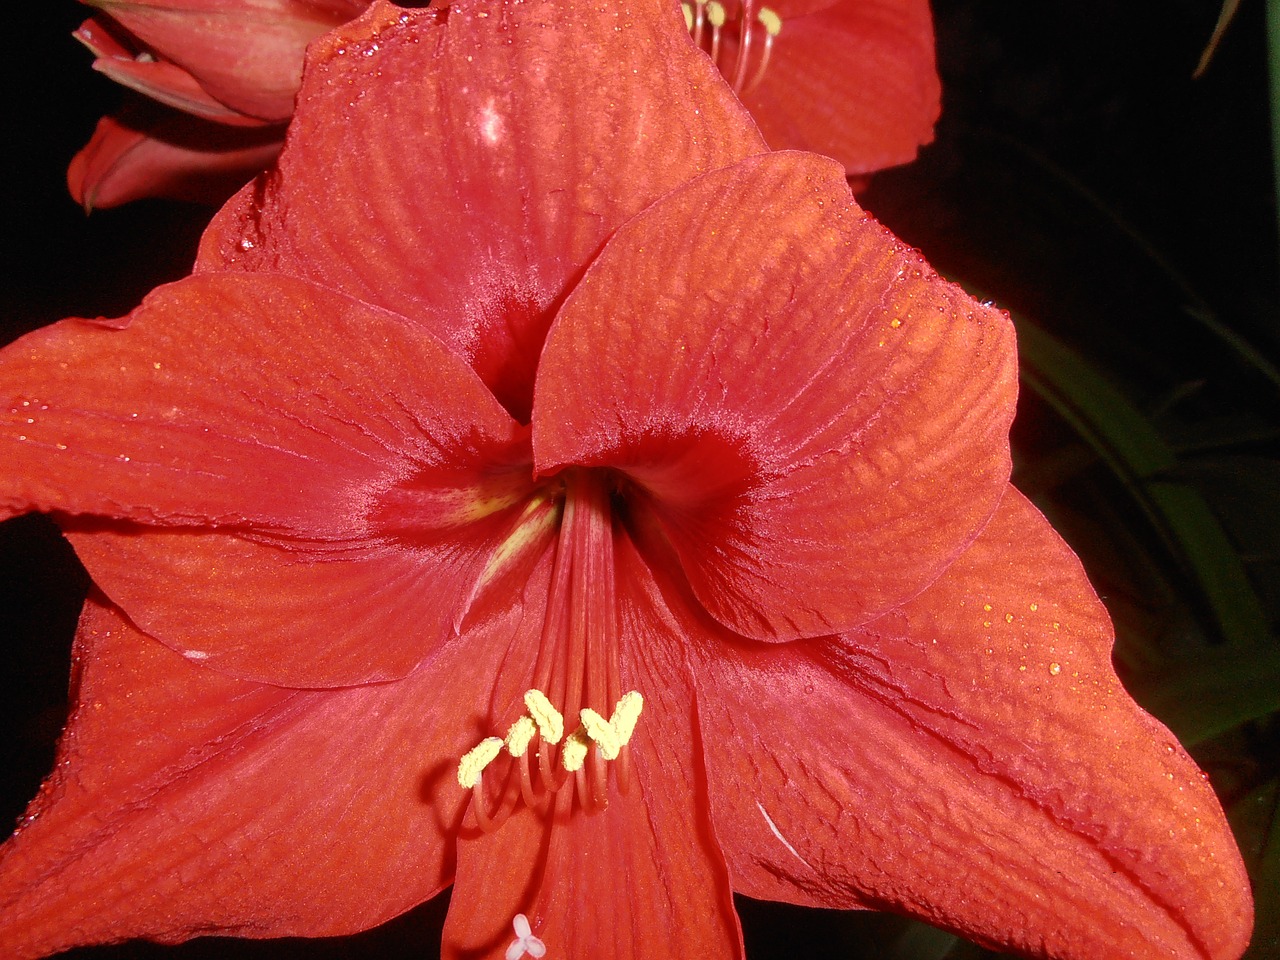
[3,1,1277,957]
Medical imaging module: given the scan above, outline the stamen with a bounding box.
[706,0,725,65]
[730,0,756,93]
[524,689,564,744]
[561,728,591,773]
[611,690,644,745]
[683,1,783,94]
[757,6,781,35]
[457,737,504,788]
[506,716,537,757]
[580,708,619,758]
[744,8,780,94]
[456,472,636,833]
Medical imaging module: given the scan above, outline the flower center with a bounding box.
[682,0,783,95]
[456,469,643,833]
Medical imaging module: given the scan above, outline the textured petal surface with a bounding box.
[442,533,741,960]
[89,0,364,120]
[0,593,509,959]
[687,490,1253,960]
[196,0,767,417]
[67,109,283,209]
[741,0,940,173]
[0,272,534,684]
[535,151,1016,641]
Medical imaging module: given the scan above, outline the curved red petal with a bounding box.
[91,56,269,125]
[443,533,741,960]
[196,0,766,418]
[66,520,523,686]
[535,151,1015,640]
[1,272,534,684]
[689,490,1252,960]
[90,0,364,121]
[741,0,940,173]
[67,109,283,209]
[1,272,521,536]
[0,593,508,957]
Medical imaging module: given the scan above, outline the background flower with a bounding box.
[66,0,939,207]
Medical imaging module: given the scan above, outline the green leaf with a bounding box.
[1195,0,1243,77]
[890,921,963,960]
[1015,318,1269,648]
[1128,643,1280,744]
[1239,779,1280,960]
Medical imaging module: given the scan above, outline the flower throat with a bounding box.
[456,470,642,833]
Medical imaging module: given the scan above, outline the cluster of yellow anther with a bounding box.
[680,0,782,95]
[457,689,644,789]
[681,1,782,38]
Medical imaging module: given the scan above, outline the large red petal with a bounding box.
[741,0,940,173]
[535,151,1016,640]
[0,593,512,958]
[442,533,741,960]
[688,490,1252,960]
[196,0,767,418]
[67,109,283,209]
[0,272,534,685]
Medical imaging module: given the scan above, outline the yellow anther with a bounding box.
[505,716,537,757]
[580,708,622,760]
[580,691,644,761]
[681,1,693,31]
[757,6,782,36]
[706,1,726,28]
[524,689,564,744]
[457,737,503,788]
[612,690,644,744]
[561,728,591,772]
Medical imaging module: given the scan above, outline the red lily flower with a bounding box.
[3,2,1251,959]
[69,0,939,207]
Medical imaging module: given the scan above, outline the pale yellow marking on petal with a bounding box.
[524,689,565,744]
[457,737,503,788]
[476,494,560,591]
[505,716,537,757]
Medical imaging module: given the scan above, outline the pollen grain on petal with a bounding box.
[475,492,560,590]
[457,736,504,788]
